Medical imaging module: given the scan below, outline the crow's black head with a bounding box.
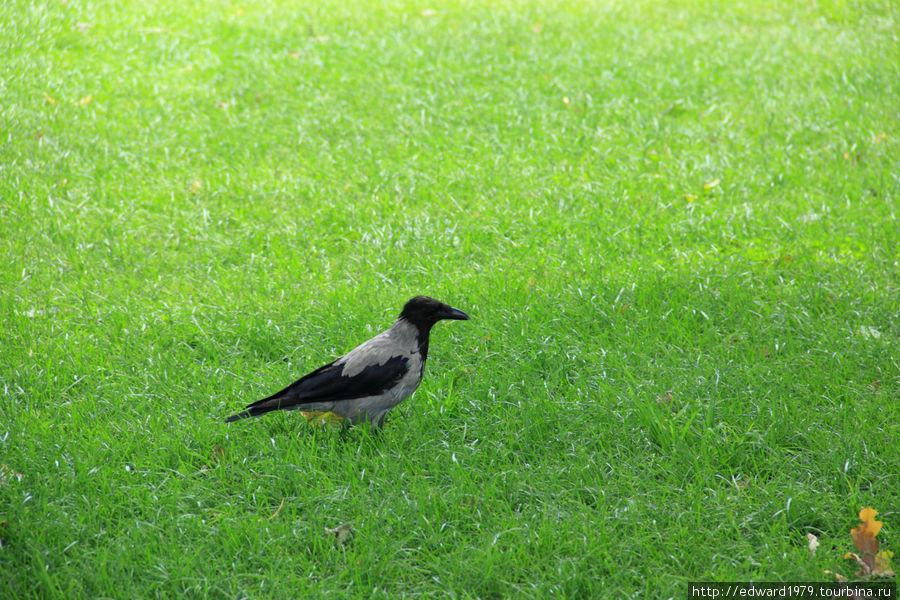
[399,296,469,328]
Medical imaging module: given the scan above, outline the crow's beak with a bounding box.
[441,306,470,321]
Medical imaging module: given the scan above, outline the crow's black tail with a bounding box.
[224,400,284,423]
[225,411,251,423]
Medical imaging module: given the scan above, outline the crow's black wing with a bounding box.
[226,355,410,421]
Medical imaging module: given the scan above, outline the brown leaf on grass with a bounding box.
[846,507,893,577]
[325,523,353,546]
[851,507,882,572]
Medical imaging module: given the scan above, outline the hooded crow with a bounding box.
[225,296,469,428]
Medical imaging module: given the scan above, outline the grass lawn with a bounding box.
[1,0,898,597]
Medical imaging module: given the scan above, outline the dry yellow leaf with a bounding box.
[300,411,345,427]
[853,507,882,541]
[874,550,895,577]
[79,95,92,106]
[42,92,56,105]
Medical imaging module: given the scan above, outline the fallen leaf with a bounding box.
[807,532,819,555]
[824,569,849,582]
[42,92,57,105]
[78,94,92,106]
[189,179,203,194]
[325,523,353,546]
[300,411,345,427]
[850,507,882,575]
[872,133,887,144]
[873,550,895,577]
[704,178,720,189]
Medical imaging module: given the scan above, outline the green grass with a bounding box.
[1,0,898,597]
